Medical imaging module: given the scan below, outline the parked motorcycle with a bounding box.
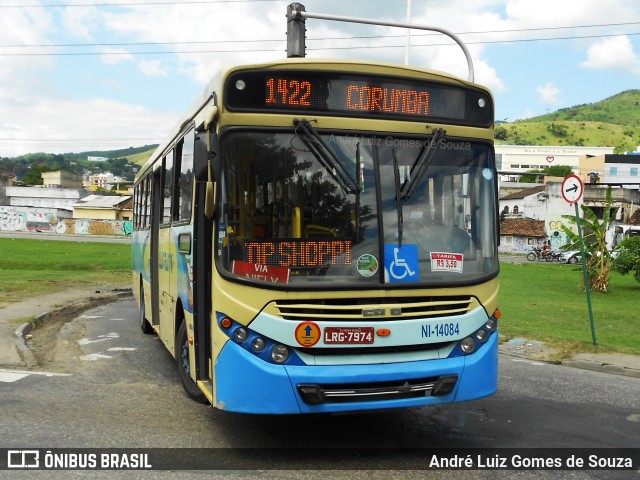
[526,248,563,262]
[545,250,564,262]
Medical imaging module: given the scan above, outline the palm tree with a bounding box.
[561,187,616,293]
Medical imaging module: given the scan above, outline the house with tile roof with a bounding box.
[499,217,548,254]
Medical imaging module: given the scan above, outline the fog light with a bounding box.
[476,329,488,342]
[251,337,266,353]
[485,318,497,332]
[460,336,476,354]
[233,327,248,342]
[271,344,290,364]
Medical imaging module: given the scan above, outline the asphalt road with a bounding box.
[1,299,638,479]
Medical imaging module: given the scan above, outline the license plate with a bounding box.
[323,327,374,344]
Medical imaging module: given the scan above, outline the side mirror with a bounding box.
[205,179,215,219]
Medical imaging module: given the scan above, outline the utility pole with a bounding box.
[404,0,412,65]
[286,3,475,82]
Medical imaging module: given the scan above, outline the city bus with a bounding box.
[132,55,500,414]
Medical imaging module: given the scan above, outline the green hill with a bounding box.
[0,144,158,184]
[496,90,640,154]
[126,147,156,166]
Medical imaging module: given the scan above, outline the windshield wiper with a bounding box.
[392,148,404,245]
[294,118,359,194]
[400,128,446,200]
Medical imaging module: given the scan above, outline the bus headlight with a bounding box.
[475,329,488,342]
[485,318,497,332]
[271,344,290,364]
[233,327,248,342]
[217,312,301,366]
[251,337,266,353]
[460,337,476,354]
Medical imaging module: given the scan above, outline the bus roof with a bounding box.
[136,57,491,183]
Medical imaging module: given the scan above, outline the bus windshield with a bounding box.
[217,129,497,287]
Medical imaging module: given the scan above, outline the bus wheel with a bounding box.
[176,320,208,404]
[139,287,154,334]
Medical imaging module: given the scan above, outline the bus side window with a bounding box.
[162,151,174,224]
[177,129,195,223]
[144,175,152,230]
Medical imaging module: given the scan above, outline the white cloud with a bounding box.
[536,82,562,105]
[581,35,640,76]
[0,7,54,82]
[2,0,640,157]
[61,6,101,40]
[99,47,134,65]
[0,94,177,157]
[138,60,168,77]
[98,2,286,84]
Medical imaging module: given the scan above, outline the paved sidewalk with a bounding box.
[0,288,132,368]
[499,337,640,379]
[1,290,639,379]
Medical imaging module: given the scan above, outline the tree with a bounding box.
[519,169,543,183]
[519,165,573,183]
[22,165,55,185]
[547,122,569,137]
[561,187,616,293]
[612,236,640,284]
[545,165,573,177]
[494,126,508,141]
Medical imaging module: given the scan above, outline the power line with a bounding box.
[1,20,638,52]
[0,0,284,7]
[1,31,638,56]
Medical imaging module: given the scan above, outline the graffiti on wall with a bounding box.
[0,207,132,236]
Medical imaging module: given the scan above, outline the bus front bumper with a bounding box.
[214,333,498,414]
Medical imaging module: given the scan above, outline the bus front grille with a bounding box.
[274,296,474,321]
[297,375,458,404]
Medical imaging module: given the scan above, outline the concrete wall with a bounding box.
[0,206,132,235]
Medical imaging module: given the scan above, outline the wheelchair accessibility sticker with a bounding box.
[384,244,419,283]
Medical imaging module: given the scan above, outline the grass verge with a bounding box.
[1,238,638,357]
[0,237,131,308]
[499,262,640,357]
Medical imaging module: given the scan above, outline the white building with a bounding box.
[499,180,640,254]
[497,145,614,182]
[5,186,88,210]
[86,171,127,190]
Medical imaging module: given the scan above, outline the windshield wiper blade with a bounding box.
[294,118,359,194]
[400,128,446,200]
[392,147,404,245]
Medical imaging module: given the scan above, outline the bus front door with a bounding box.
[150,168,162,328]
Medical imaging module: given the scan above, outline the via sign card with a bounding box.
[561,174,584,204]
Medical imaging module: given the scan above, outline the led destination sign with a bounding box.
[225,69,493,126]
[265,77,430,116]
[244,239,352,268]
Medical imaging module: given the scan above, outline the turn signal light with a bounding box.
[220,317,232,329]
[376,328,391,337]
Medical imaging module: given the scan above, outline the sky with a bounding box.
[1,0,640,157]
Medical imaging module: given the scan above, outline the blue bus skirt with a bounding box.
[214,333,498,414]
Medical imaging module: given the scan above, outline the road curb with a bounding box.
[499,339,640,379]
[560,359,640,379]
[14,288,133,367]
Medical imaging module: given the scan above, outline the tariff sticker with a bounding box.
[430,252,463,273]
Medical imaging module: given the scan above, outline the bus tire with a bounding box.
[176,319,208,404]
[139,286,154,334]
